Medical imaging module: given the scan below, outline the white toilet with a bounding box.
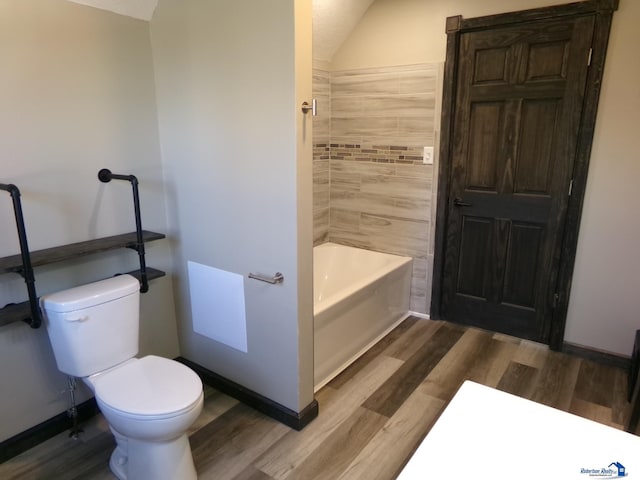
[40,274,204,480]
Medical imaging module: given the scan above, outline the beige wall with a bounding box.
[0,0,178,442]
[331,0,565,69]
[331,0,640,356]
[150,0,314,412]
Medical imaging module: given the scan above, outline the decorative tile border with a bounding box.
[315,143,425,165]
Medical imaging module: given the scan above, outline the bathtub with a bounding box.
[313,242,413,390]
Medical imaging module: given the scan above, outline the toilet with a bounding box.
[40,275,204,480]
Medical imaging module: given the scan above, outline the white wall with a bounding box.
[0,0,177,442]
[332,0,640,356]
[150,0,314,412]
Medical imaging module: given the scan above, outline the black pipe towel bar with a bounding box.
[0,183,41,328]
[98,169,149,293]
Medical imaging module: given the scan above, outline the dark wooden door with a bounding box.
[440,15,595,342]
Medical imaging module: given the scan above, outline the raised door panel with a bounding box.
[465,102,504,192]
[456,216,492,299]
[502,222,544,309]
[514,99,560,195]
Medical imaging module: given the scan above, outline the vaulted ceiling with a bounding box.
[64,0,375,63]
[65,0,158,21]
[312,0,375,63]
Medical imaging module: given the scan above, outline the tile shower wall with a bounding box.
[313,68,330,244]
[313,64,438,313]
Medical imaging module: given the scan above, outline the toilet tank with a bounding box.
[40,275,140,378]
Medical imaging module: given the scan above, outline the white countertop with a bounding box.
[397,381,640,480]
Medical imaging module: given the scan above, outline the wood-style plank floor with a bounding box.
[1,317,636,479]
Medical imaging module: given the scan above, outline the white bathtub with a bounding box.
[313,242,413,390]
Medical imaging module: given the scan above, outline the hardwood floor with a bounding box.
[1,317,636,479]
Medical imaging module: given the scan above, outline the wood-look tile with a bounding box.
[492,332,522,344]
[421,328,498,400]
[360,174,430,200]
[466,337,521,388]
[531,353,581,410]
[365,233,431,261]
[331,191,396,220]
[360,95,434,118]
[331,72,399,97]
[393,197,431,222]
[397,68,439,94]
[331,117,398,138]
[363,323,465,417]
[0,415,113,480]
[512,339,549,369]
[286,406,387,480]
[329,208,360,231]
[231,465,275,480]
[337,390,445,480]
[191,403,289,479]
[574,360,617,408]
[611,367,633,426]
[327,315,418,390]
[382,318,442,362]
[254,354,403,479]
[569,398,615,428]
[330,172,361,191]
[395,164,434,179]
[330,160,396,176]
[189,388,239,435]
[360,213,429,242]
[1,430,113,480]
[496,361,539,398]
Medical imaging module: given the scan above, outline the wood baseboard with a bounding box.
[563,342,631,370]
[177,357,318,431]
[0,398,99,463]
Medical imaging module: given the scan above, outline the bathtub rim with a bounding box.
[313,242,413,317]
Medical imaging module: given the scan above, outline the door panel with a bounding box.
[466,102,504,191]
[457,217,492,299]
[502,222,544,308]
[515,99,560,195]
[441,15,595,341]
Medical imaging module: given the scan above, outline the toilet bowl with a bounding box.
[40,275,203,480]
[86,356,204,480]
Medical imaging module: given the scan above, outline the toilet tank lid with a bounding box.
[40,275,140,313]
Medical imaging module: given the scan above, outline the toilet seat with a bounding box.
[92,355,203,419]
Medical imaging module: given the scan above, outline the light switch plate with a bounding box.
[423,146,434,165]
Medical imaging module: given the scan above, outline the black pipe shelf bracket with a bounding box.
[0,172,166,329]
[0,183,42,328]
[98,169,150,293]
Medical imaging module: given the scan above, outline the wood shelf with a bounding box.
[0,231,166,327]
[0,230,165,275]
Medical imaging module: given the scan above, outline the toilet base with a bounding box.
[109,444,128,480]
[108,428,197,480]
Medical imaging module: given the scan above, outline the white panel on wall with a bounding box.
[188,261,248,353]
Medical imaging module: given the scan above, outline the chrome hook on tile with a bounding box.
[248,272,284,285]
[301,99,317,116]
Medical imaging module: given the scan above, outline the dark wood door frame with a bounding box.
[430,0,619,350]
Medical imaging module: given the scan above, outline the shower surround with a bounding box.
[313,63,440,314]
